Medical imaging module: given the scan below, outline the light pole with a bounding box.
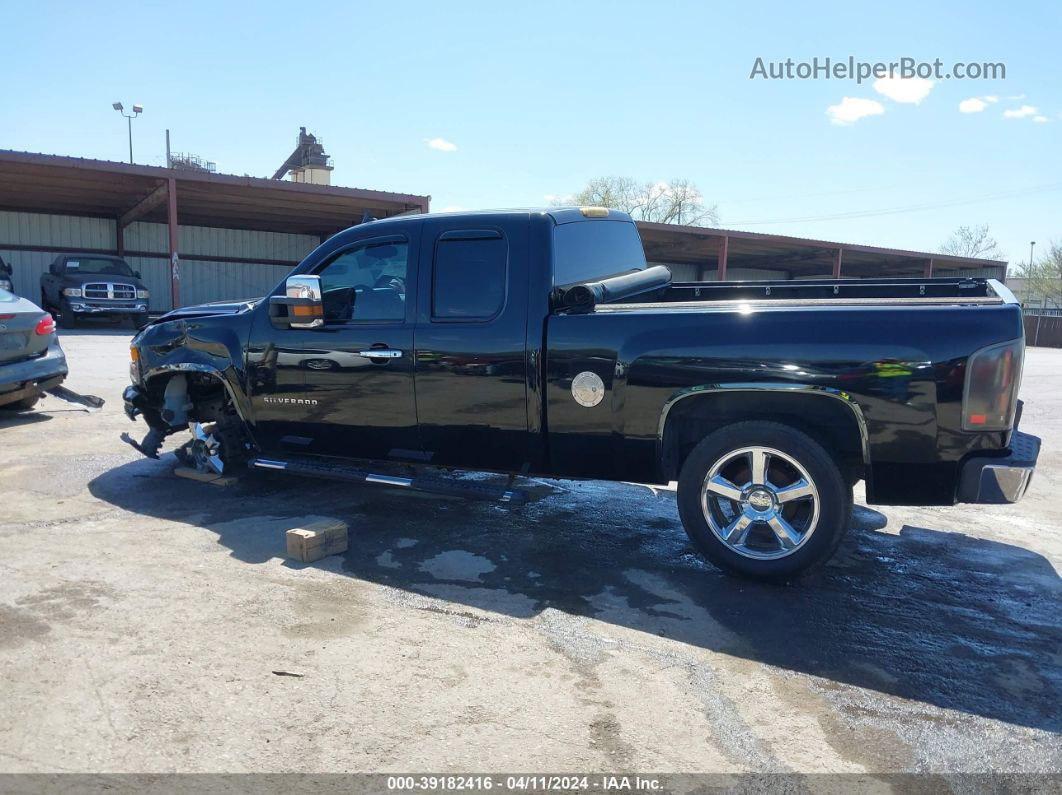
[112,102,143,164]
[1029,241,1040,309]
[1029,241,1041,345]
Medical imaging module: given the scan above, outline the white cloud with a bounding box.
[1003,104,1039,119]
[959,95,1001,113]
[826,96,885,126]
[873,74,934,104]
[426,137,457,152]
[1033,115,1049,123]
[959,97,989,113]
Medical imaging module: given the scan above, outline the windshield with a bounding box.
[63,258,133,276]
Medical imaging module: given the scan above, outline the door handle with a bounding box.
[355,349,402,359]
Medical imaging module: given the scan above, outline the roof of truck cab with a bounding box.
[363,207,635,226]
[360,208,1004,278]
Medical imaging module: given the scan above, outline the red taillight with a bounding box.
[962,339,1024,431]
[35,314,55,336]
[999,349,1013,388]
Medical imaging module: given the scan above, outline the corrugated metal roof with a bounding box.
[636,220,1007,268]
[0,149,430,237]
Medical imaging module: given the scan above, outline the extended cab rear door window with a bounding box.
[431,229,508,321]
[553,220,647,287]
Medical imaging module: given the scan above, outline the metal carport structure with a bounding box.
[637,221,1007,282]
[0,150,430,310]
[0,149,1007,312]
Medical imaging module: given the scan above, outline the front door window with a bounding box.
[318,240,409,323]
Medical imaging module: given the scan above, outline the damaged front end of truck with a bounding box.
[121,301,258,475]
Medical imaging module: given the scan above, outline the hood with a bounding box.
[56,271,147,288]
[148,298,260,325]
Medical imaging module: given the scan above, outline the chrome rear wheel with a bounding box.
[701,446,820,560]
[677,421,851,580]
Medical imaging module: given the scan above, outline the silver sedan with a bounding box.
[0,288,68,412]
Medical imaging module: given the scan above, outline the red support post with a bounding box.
[717,235,729,281]
[832,248,843,278]
[167,177,180,309]
[924,258,934,278]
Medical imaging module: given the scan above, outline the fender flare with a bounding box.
[657,382,871,469]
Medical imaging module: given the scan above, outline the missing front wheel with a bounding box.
[175,418,251,475]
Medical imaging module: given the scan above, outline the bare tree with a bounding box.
[939,224,1002,259]
[565,176,640,213]
[1016,241,1062,309]
[560,176,719,226]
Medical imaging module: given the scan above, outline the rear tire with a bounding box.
[1,394,40,411]
[59,301,78,329]
[677,420,852,581]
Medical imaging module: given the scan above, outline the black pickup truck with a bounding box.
[121,208,1040,579]
[40,254,150,328]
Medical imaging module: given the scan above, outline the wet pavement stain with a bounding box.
[83,451,1062,769]
[0,604,51,649]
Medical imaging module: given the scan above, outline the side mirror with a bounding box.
[269,274,324,329]
[134,270,141,279]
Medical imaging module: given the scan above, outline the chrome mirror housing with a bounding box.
[270,274,324,329]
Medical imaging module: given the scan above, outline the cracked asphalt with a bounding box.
[1,329,1060,780]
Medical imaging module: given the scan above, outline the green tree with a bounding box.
[1016,241,1062,309]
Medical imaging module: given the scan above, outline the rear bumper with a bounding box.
[0,341,68,406]
[957,430,1041,504]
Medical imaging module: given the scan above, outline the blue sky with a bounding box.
[1,0,1059,265]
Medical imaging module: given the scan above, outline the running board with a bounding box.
[249,455,527,505]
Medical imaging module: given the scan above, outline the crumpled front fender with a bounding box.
[134,316,253,424]
[122,384,148,421]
